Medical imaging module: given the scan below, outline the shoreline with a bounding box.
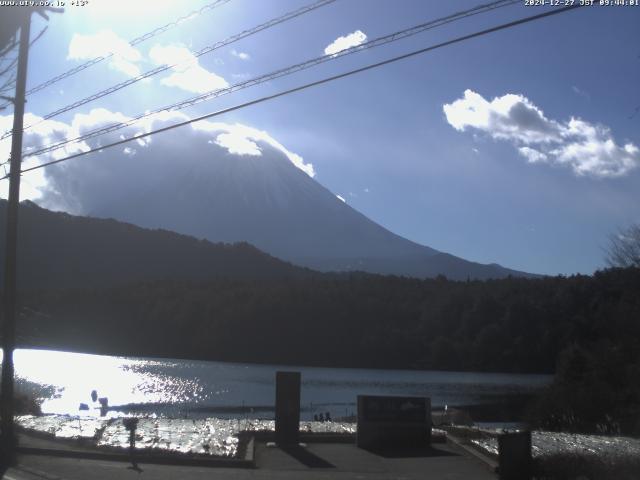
[13,343,557,376]
[14,412,640,480]
[15,414,359,459]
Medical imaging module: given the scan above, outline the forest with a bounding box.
[18,267,638,371]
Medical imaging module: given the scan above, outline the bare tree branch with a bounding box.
[0,56,19,78]
[0,74,16,92]
[0,11,57,111]
[0,40,17,58]
[605,223,640,268]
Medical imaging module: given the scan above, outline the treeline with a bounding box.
[0,200,307,291]
[17,267,640,375]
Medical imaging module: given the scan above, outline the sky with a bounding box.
[0,0,638,276]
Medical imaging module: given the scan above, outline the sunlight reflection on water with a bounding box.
[7,348,552,419]
[13,349,200,417]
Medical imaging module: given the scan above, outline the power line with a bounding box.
[22,0,519,160]
[6,0,337,139]
[0,3,582,183]
[0,27,49,98]
[0,0,233,112]
[31,0,233,97]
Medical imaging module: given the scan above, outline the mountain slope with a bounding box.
[0,200,305,290]
[91,145,437,261]
[86,143,533,280]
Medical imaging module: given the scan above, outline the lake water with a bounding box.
[10,348,552,420]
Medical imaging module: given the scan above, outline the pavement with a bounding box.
[1,439,497,480]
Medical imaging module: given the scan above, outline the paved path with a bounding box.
[3,441,496,480]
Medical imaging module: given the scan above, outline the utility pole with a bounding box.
[1,9,32,465]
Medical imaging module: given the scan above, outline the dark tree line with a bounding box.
[15,267,638,372]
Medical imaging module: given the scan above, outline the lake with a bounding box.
[9,348,552,420]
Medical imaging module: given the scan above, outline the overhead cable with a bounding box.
[0,3,582,182]
[23,0,520,159]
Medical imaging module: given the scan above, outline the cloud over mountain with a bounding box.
[443,89,640,178]
[0,109,314,209]
[149,44,228,93]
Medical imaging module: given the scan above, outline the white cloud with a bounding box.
[230,49,250,61]
[71,108,132,136]
[148,44,193,65]
[443,90,640,178]
[231,73,252,81]
[518,146,547,163]
[215,132,261,156]
[195,122,315,177]
[324,30,367,56]
[443,89,563,144]
[109,57,141,77]
[0,110,314,210]
[571,85,590,101]
[336,194,346,202]
[68,30,142,77]
[149,44,228,94]
[0,113,90,202]
[550,119,639,178]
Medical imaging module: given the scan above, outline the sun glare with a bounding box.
[82,0,183,19]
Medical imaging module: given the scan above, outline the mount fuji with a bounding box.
[49,124,533,281]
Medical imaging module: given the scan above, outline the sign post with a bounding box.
[357,395,431,450]
[275,371,301,445]
[498,430,532,480]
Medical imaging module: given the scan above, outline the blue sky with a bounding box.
[1,0,639,276]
